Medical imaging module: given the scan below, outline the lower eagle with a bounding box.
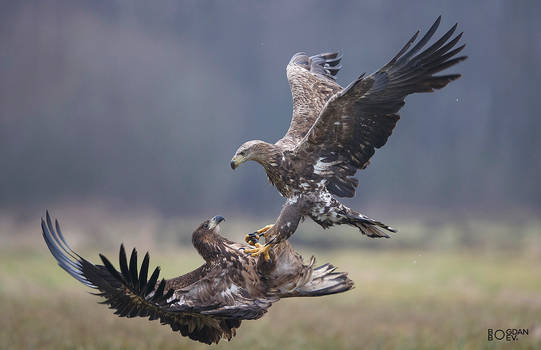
[42,212,353,345]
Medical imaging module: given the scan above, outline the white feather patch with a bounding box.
[313,157,341,175]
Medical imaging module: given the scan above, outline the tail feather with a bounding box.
[345,210,396,238]
[283,258,354,297]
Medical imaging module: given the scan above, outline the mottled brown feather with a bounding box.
[291,16,466,198]
[276,52,343,150]
[42,212,353,345]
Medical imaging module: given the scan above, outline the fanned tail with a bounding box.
[280,256,354,298]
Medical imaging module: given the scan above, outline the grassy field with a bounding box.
[1,242,540,349]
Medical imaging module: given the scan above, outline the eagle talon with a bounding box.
[245,232,260,246]
[256,224,274,237]
[244,243,272,262]
[245,224,274,246]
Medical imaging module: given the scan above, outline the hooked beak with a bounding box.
[230,155,243,170]
[208,215,225,230]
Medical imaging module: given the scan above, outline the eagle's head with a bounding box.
[230,140,277,169]
[192,215,227,263]
[196,215,225,235]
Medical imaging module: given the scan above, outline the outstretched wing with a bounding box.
[41,212,274,345]
[294,17,467,198]
[276,52,343,150]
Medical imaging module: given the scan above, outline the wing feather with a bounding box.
[293,17,467,198]
[276,52,343,150]
[41,212,274,345]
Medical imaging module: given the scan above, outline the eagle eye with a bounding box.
[203,222,209,229]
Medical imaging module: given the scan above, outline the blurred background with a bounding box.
[1,1,540,349]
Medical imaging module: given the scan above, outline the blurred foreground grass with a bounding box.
[1,208,540,349]
[1,244,540,349]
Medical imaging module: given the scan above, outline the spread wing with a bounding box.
[275,52,343,150]
[41,212,275,345]
[294,17,467,197]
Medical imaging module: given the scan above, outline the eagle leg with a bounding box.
[243,243,272,262]
[244,224,274,246]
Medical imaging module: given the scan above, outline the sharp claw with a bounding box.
[245,232,260,245]
[245,225,274,246]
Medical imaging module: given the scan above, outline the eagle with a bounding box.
[41,211,353,345]
[230,17,467,257]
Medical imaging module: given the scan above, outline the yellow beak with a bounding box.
[230,155,243,170]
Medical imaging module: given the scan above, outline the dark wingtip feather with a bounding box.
[139,252,150,292]
[119,244,130,281]
[99,253,124,283]
[379,17,466,95]
[153,279,166,300]
[41,213,95,288]
[163,288,175,301]
[431,15,442,31]
[143,266,161,296]
[129,248,139,290]
[397,15,442,64]
[55,218,78,258]
[45,212,75,259]
[387,30,420,66]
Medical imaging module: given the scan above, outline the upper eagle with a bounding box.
[42,212,352,345]
[231,17,467,240]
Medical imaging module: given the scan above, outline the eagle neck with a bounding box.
[192,231,224,263]
[258,146,279,166]
[257,147,285,192]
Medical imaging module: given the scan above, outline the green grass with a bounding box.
[1,245,540,349]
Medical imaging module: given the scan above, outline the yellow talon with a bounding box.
[244,224,274,246]
[256,224,274,236]
[245,233,259,245]
[244,243,272,262]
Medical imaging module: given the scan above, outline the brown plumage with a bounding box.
[42,211,353,345]
[231,17,467,241]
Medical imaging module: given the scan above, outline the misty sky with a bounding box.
[1,1,540,219]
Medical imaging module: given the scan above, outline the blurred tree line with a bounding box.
[0,0,539,220]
